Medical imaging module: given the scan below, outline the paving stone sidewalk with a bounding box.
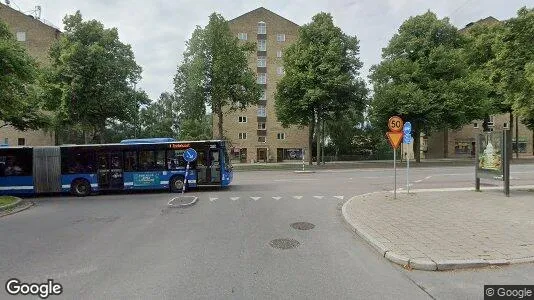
[342,189,534,271]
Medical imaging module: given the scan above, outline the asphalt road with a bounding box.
[1,164,533,299]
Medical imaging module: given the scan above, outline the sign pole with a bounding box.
[302,149,305,171]
[406,152,409,194]
[394,148,397,199]
[182,162,189,195]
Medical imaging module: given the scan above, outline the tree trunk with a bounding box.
[414,127,421,163]
[509,112,514,161]
[443,127,449,158]
[99,122,106,144]
[316,112,321,165]
[308,112,315,165]
[515,114,519,158]
[321,118,325,164]
[216,102,224,140]
[83,129,89,144]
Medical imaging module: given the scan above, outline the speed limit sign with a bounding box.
[388,116,403,132]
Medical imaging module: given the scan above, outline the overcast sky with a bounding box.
[8,0,533,100]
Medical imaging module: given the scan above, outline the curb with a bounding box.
[293,170,315,174]
[0,201,33,218]
[0,197,22,211]
[341,192,534,271]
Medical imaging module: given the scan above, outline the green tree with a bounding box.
[44,11,143,143]
[275,12,367,165]
[0,20,48,130]
[174,13,261,140]
[139,92,180,138]
[495,7,534,129]
[370,11,488,162]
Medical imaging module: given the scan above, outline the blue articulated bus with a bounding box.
[0,138,233,197]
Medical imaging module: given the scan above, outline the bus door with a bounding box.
[97,152,124,190]
[209,149,221,184]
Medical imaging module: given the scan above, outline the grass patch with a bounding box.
[0,196,18,207]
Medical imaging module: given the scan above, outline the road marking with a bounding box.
[293,196,303,199]
[230,197,240,201]
[414,176,432,183]
[334,196,344,200]
[272,196,282,200]
[274,178,319,182]
[313,196,324,199]
[251,197,261,201]
[209,197,218,202]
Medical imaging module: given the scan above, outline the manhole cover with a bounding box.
[269,238,300,250]
[290,222,315,230]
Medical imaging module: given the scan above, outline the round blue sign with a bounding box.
[183,148,197,162]
[403,122,412,134]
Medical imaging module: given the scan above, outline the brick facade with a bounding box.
[213,7,309,163]
[0,3,59,146]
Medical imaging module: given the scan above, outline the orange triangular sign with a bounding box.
[386,131,403,149]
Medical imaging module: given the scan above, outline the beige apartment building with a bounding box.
[422,16,534,158]
[0,2,59,146]
[214,7,308,163]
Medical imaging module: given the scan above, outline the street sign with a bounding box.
[388,116,404,132]
[386,131,403,149]
[183,148,197,162]
[403,133,412,144]
[403,122,412,134]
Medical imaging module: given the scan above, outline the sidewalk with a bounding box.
[342,189,534,271]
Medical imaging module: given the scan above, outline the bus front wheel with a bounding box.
[170,176,185,193]
[71,179,91,197]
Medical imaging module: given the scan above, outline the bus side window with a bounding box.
[166,150,186,170]
[0,150,32,176]
[139,150,155,171]
[124,151,137,171]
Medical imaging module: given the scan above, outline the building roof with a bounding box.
[462,16,500,31]
[228,7,299,27]
[0,2,60,32]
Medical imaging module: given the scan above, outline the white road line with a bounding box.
[209,197,218,202]
[272,196,282,200]
[313,196,324,199]
[251,197,261,201]
[230,197,240,201]
[293,196,303,199]
[334,196,344,200]
[274,179,319,182]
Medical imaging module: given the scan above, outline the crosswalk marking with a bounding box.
[250,197,261,201]
[313,196,324,199]
[272,196,282,200]
[293,196,303,199]
[209,197,218,202]
[230,197,240,201]
[334,196,344,200]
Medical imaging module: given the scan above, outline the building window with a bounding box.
[237,32,247,40]
[503,122,509,129]
[257,21,266,34]
[17,138,25,146]
[258,122,266,130]
[277,133,286,140]
[260,90,267,100]
[257,73,266,84]
[3,138,8,145]
[512,139,528,153]
[258,136,266,143]
[257,106,266,117]
[276,34,285,42]
[16,31,26,42]
[277,66,284,75]
[238,132,248,140]
[276,50,282,58]
[238,116,247,123]
[257,57,266,67]
[258,39,266,51]
[473,122,478,129]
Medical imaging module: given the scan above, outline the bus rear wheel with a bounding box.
[71,179,91,197]
[170,176,185,193]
